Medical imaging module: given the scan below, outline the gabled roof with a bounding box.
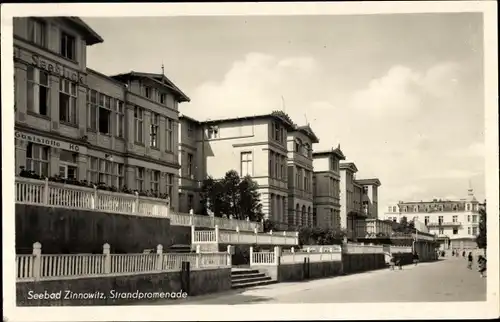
[65,17,104,46]
[295,124,319,143]
[355,178,382,187]
[201,111,296,130]
[339,162,358,173]
[110,71,190,102]
[312,144,346,160]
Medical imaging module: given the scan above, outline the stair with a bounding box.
[231,269,277,289]
[169,244,193,253]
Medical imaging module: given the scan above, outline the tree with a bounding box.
[200,170,263,222]
[298,226,346,246]
[476,206,487,249]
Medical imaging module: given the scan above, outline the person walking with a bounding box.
[467,252,473,269]
[452,250,455,257]
[462,250,466,258]
[477,255,487,278]
[389,254,396,271]
[413,251,420,266]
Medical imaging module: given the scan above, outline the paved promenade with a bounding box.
[146,257,486,305]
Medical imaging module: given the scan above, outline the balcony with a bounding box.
[192,227,299,246]
[426,221,462,227]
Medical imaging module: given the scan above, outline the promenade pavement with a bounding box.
[144,257,486,305]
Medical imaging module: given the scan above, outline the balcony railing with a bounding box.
[15,177,263,232]
[192,226,299,246]
[426,221,462,227]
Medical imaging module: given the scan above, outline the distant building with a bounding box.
[339,162,381,240]
[286,125,319,228]
[383,187,481,250]
[312,146,345,230]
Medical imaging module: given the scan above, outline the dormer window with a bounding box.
[60,32,75,60]
[160,93,166,104]
[28,19,46,48]
[144,86,152,99]
[273,122,282,143]
[207,126,219,139]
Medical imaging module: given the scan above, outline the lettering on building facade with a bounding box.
[15,131,86,154]
[13,47,86,85]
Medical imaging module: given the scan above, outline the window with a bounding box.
[165,118,174,151]
[207,126,219,139]
[452,229,458,235]
[438,228,444,235]
[472,215,477,223]
[98,94,112,134]
[466,204,471,211]
[134,107,144,143]
[187,153,194,177]
[60,32,76,60]
[59,150,78,180]
[86,157,123,187]
[150,113,159,148]
[304,171,308,192]
[115,100,124,137]
[424,216,429,225]
[87,90,98,130]
[295,139,301,153]
[438,216,443,224]
[241,152,253,177]
[160,93,166,105]
[150,170,160,192]
[467,215,471,222]
[26,143,49,177]
[166,173,174,198]
[295,167,300,188]
[363,186,369,194]
[274,154,279,178]
[280,156,285,180]
[273,122,281,142]
[187,194,194,211]
[27,66,49,116]
[59,79,77,124]
[28,19,46,47]
[468,227,471,235]
[144,87,152,99]
[472,227,478,235]
[187,123,194,138]
[452,215,458,223]
[136,167,145,191]
[114,163,125,188]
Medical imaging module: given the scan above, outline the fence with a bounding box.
[192,226,299,246]
[15,177,263,232]
[250,246,342,266]
[16,242,231,282]
[342,243,384,254]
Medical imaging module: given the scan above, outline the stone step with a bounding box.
[230,269,260,276]
[232,274,270,283]
[231,272,266,281]
[231,279,277,289]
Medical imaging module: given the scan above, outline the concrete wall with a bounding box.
[15,204,191,253]
[341,253,386,274]
[253,260,343,283]
[16,268,231,306]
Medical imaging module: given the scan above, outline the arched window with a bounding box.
[308,206,312,226]
[301,205,307,227]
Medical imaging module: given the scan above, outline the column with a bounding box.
[143,110,151,148]
[14,62,27,122]
[49,147,60,177]
[126,165,135,189]
[125,104,135,149]
[76,154,88,181]
[170,173,179,211]
[77,85,87,136]
[49,75,60,132]
[145,169,151,191]
[270,193,274,221]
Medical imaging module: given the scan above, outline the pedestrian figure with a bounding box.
[389,254,396,270]
[467,252,473,269]
[413,252,420,266]
[452,250,455,257]
[477,255,487,278]
[396,252,402,270]
[462,250,466,258]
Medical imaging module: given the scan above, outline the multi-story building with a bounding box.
[312,146,345,230]
[339,162,381,240]
[286,125,319,228]
[383,187,482,250]
[178,112,295,224]
[13,17,189,211]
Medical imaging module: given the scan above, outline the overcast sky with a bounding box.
[83,13,485,213]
